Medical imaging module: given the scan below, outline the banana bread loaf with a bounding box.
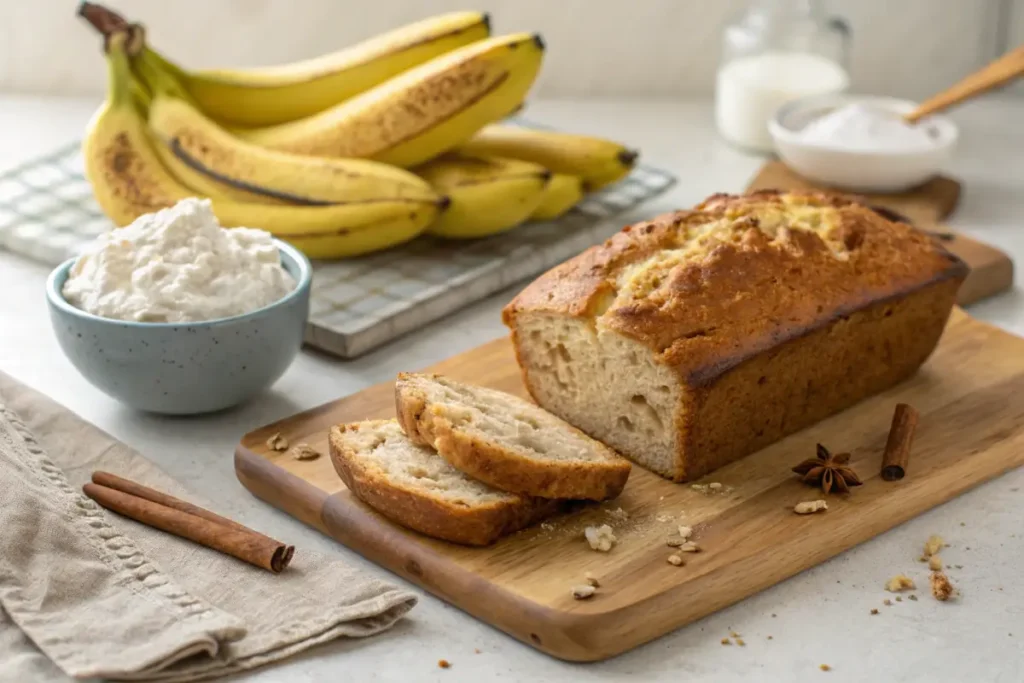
[502,191,967,481]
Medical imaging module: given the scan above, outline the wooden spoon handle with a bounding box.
[905,45,1024,123]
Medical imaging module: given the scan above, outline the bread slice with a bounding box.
[328,420,557,546]
[395,373,631,500]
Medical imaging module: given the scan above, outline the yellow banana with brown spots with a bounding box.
[233,33,545,168]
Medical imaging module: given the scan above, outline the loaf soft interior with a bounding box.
[342,420,516,505]
[512,313,681,478]
[407,374,621,464]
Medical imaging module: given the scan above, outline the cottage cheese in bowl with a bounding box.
[63,198,296,323]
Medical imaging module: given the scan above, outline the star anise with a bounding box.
[792,444,863,494]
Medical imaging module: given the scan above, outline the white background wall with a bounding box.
[1,0,1022,99]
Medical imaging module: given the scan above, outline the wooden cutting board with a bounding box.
[746,162,1014,306]
[236,309,1024,662]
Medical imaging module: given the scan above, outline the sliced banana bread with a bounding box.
[395,373,631,500]
[328,419,557,546]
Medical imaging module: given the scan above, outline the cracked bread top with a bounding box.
[503,190,968,381]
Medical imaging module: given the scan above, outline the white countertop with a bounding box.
[1,94,1022,683]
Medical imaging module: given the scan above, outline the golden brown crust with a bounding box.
[503,190,968,481]
[502,191,967,381]
[395,374,631,500]
[328,422,558,546]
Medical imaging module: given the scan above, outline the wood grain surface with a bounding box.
[745,162,1013,306]
[236,309,1024,662]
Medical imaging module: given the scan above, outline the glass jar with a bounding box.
[715,0,851,153]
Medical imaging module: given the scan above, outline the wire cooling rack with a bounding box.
[0,142,675,358]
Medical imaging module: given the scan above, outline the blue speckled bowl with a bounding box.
[46,239,311,415]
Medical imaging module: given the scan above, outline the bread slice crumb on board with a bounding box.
[328,420,558,546]
[395,373,631,500]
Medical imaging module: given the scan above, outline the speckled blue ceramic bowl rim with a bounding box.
[45,238,312,328]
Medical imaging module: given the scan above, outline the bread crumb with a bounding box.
[571,584,596,600]
[735,638,746,646]
[605,507,629,521]
[794,500,828,515]
[908,594,918,601]
[885,575,916,592]
[870,608,879,615]
[584,571,600,587]
[584,524,616,552]
[923,534,944,557]
[721,637,731,645]
[438,659,451,669]
[288,443,320,461]
[667,554,684,566]
[730,631,741,637]
[928,555,943,571]
[473,648,481,654]
[709,482,723,491]
[656,514,673,523]
[895,596,902,602]
[883,599,892,606]
[677,541,700,553]
[767,635,773,640]
[930,571,955,601]
[820,664,831,672]
[266,432,289,451]
[677,525,693,540]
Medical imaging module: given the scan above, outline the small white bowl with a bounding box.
[768,94,958,193]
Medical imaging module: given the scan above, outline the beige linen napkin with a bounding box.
[0,371,417,682]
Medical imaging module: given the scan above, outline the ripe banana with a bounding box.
[531,174,584,220]
[137,60,439,206]
[458,125,638,190]
[235,33,545,167]
[79,3,491,127]
[85,34,440,258]
[416,155,550,239]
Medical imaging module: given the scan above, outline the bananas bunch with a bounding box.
[78,3,639,259]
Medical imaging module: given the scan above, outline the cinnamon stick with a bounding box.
[83,480,293,573]
[881,403,919,481]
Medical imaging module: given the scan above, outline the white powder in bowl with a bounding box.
[796,103,938,152]
[63,198,296,323]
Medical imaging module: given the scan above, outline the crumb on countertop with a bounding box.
[820,664,831,672]
[928,555,943,571]
[870,608,879,615]
[923,534,944,557]
[721,638,731,645]
[885,574,916,592]
[438,659,451,669]
[930,571,955,601]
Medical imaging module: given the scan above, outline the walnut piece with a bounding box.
[266,432,289,451]
[288,443,321,461]
[584,524,616,552]
[923,534,944,557]
[885,574,916,592]
[794,500,828,515]
[930,571,955,601]
[667,554,684,566]
[571,584,596,600]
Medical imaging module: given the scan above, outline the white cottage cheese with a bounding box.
[63,198,296,323]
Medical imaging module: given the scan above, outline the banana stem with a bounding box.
[104,33,135,107]
[78,2,128,37]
